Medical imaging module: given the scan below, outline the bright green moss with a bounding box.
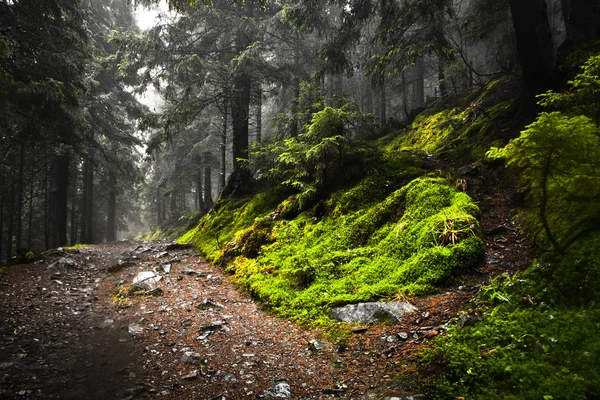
[187,176,483,330]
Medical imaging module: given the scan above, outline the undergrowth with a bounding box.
[421,233,600,399]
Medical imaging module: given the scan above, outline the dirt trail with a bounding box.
[0,181,532,400]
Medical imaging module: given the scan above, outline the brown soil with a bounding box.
[0,171,534,400]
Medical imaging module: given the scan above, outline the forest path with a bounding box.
[0,241,434,400]
[0,174,532,400]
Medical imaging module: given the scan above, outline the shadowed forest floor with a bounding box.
[0,176,532,399]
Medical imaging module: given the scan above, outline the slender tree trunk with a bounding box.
[197,173,206,211]
[80,158,88,243]
[255,83,262,143]
[15,144,24,252]
[0,170,4,264]
[379,76,387,124]
[84,156,93,243]
[508,0,558,95]
[44,163,49,250]
[106,170,117,242]
[558,0,600,54]
[156,188,163,224]
[28,173,33,250]
[220,95,228,192]
[52,154,69,248]
[411,58,425,109]
[6,182,14,260]
[401,70,410,120]
[204,166,213,209]
[69,160,78,245]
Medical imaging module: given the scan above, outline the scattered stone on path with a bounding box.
[199,321,226,332]
[329,302,417,324]
[128,324,144,335]
[181,370,199,380]
[322,387,346,395]
[179,269,209,277]
[308,339,332,351]
[181,351,204,365]
[397,332,409,340]
[258,381,292,398]
[197,299,225,310]
[132,271,162,290]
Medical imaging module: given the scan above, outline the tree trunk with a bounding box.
[44,163,49,250]
[69,159,78,245]
[379,76,387,124]
[51,154,69,248]
[231,72,251,171]
[508,0,558,95]
[559,0,600,54]
[106,170,117,242]
[15,144,24,252]
[28,173,34,249]
[411,58,425,110]
[204,166,214,209]
[84,156,94,243]
[220,94,228,193]
[0,170,4,263]
[255,82,262,143]
[6,182,14,260]
[197,173,206,211]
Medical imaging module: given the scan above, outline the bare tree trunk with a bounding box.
[69,159,78,245]
[106,170,117,242]
[220,95,228,193]
[6,182,14,260]
[51,154,69,248]
[255,82,262,143]
[204,166,214,209]
[558,0,600,54]
[15,144,24,252]
[28,173,34,249]
[0,170,4,263]
[44,163,49,250]
[379,76,387,124]
[508,0,557,95]
[411,58,425,110]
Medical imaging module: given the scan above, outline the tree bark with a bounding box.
[508,0,558,95]
[255,82,262,143]
[559,0,600,54]
[379,76,387,124]
[15,144,25,252]
[411,58,425,110]
[203,166,214,209]
[220,94,228,193]
[106,170,117,242]
[51,154,69,248]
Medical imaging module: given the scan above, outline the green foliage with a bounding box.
[539,54,600,124]
[422,53,600,400]
[422,247,600,399]
[488,92,600,253]
[387,77,518,162]
[252,84,377,210]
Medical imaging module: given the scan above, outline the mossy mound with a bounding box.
[384,76,520,163]
[183,175,483,329]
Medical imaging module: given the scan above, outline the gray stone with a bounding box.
[179,269,209,277]
[258,381,291,398]
[199,321,225,332]
[397,332,409,340]
[132,271,162,290]
[181,351,204,365]
[182,370,199,380]
[165,243,193,251]
[128,324,144,335]
[197,299,225,310]
[329,302,417,324]
[456,313,482,330]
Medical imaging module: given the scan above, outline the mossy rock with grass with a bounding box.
[190,176,484,330]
